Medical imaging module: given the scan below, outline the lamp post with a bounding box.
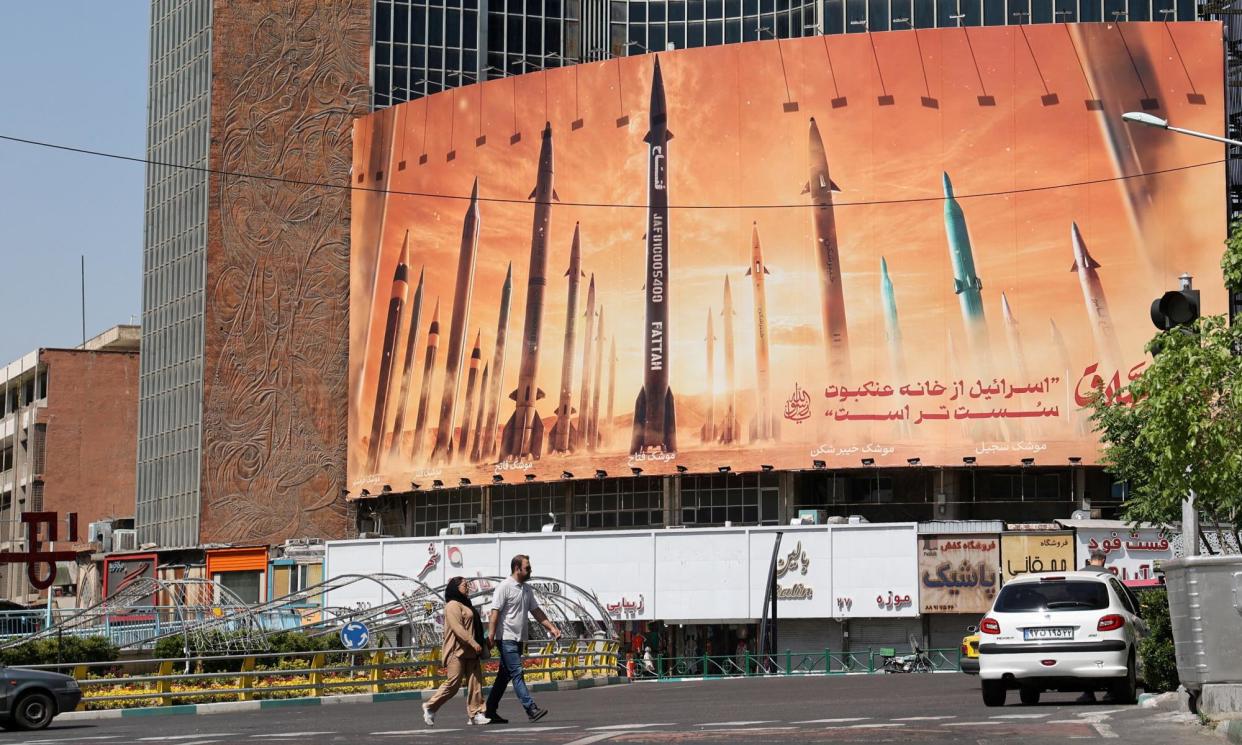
[1121,112,1242,148]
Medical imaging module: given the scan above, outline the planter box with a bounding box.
[1163,555,1242,694]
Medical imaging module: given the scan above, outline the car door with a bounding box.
[1109,578,1147,674]
[0,667,9,716]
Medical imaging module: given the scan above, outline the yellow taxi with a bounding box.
[960,627,980,674]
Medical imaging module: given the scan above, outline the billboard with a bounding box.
[1000,531,1075,582]
[350,23,1225,489]
[918,535,1001,614]
[1068,522,1174,582]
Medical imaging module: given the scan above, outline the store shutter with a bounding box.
[772,619,843,672]
[929,614,977,652]
[847,617,921,654]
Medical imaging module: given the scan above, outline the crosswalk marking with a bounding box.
[793,717,870,724]
[991,713,1051,719]
[587,723,674,731]
[698,721,776,726]
[893,715,956,721]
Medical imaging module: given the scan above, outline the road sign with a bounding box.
[340,621,371,650]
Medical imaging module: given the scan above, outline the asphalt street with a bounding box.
[13,674,1215,745]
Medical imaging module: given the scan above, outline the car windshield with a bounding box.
[994,580,1109,612]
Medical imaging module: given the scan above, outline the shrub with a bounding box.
[1137,588,1179,693]
[0,635,119,668]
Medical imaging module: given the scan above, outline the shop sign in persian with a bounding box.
[919,535,1000,614]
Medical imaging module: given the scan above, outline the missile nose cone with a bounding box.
[881,255,889,275]
[941,172,954,198]
[542,121,552,138]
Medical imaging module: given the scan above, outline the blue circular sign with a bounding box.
[340,621,371,650]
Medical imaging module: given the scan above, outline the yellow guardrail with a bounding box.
[16,639,619,711]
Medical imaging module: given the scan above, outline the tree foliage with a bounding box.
[0,635,119,667]
[1223,221,1242,293]
[1136,588,1179,692]
[1086,314,1242,529]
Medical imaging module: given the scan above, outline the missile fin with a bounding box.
[953,278,966,294]
[829,178,842,192]
[536,387,546,401]
[528,186,537,200]
[553,189,561,202]
[764,266,771,275]
[508,389,518,401]
[630,387,648,453]
[745,267,753,277]
[664,387,677,452]
[530,413,545,458]
[500,414,517,456]
[801,182,810,195]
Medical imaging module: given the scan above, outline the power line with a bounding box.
[0,132,1224,211]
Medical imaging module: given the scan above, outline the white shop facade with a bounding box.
[324,523,923,659]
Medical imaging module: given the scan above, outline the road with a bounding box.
[17,674,1213,744]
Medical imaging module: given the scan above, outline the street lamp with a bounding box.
[1122,112,1242,147]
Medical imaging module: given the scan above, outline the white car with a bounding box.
[977,571,1147,707]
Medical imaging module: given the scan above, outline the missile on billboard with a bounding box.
[804,117,851,382]
[701,307,717,443]
[606,336,617,446]
[388,252,424,462]
[550,224,584,454]
[481,263,513,460]
[471,362,490,462]
[718,276,740,445]
[588,306,605,450]
[631,56,677,455]
[1050,317,1088,436]
[880,257,906,378]
[1001,292,1032,383]
[572,274,597,451]
[1070,222,1124,374]
[880,257,911,437]
[411,298,440,458]
[430,179,482,463]
[942,172,991,361]
[500,122,558,460]
[747,222,778,442]
[366,238,410,473]
[457,329,483,456]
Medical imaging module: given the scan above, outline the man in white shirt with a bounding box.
[484,554,562,723]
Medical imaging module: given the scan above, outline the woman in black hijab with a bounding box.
[422,577,491,726]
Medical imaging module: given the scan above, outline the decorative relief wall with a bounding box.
[200,1,371,545]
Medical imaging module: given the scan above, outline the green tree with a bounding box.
[1086,226,1242,544]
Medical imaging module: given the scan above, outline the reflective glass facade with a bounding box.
[137,0,212,548]
[373,0,1199,107]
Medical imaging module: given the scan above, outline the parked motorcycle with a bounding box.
[882,635,934,673]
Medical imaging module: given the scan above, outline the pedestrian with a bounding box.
[423,577,490,727]
[643,645,656,677]
[1082,550,1112,574]
[484,554,563,724]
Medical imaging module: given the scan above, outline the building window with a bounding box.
[491,482,564,533]
[572,477,664,529]
[216,570,263,605]
[412,488,483,536]
[680,472,777,526]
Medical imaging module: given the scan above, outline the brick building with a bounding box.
[0,325,140,603]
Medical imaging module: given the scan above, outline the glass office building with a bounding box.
[371,0,1200,108]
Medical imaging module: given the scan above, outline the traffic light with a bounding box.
[1151,274,1200,331]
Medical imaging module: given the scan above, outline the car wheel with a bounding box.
[1109,651,1138,705]
[982,680,1007,707]
[1019,687,1041,705]
[12,691,55,730]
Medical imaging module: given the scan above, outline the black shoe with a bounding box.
[485,712,508,724]
[527,706,548,722]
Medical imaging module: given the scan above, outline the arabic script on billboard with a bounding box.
[348,23,1225,489]
[919,535,1000,614]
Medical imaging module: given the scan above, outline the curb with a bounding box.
[56,676,626,722]
[1220,720,1242,745]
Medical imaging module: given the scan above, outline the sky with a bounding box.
[348,23,1227,484]
[0,4,148,364]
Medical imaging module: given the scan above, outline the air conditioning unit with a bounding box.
[88,521,114,552]
[438,521,480,536]
[113,529,138,552]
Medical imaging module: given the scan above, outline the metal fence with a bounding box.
[0,607,306,649]
[633,648,962,679]
[14,638,620,711]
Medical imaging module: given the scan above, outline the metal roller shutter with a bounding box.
[847,618,921,654]
[930,614,978,651]
[773,619,843,671]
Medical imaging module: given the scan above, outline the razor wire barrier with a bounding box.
[2,573,616,652]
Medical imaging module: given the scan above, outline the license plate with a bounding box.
[1024,627,1073,641]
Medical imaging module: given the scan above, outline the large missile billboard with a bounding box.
[350,23,1225,490]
